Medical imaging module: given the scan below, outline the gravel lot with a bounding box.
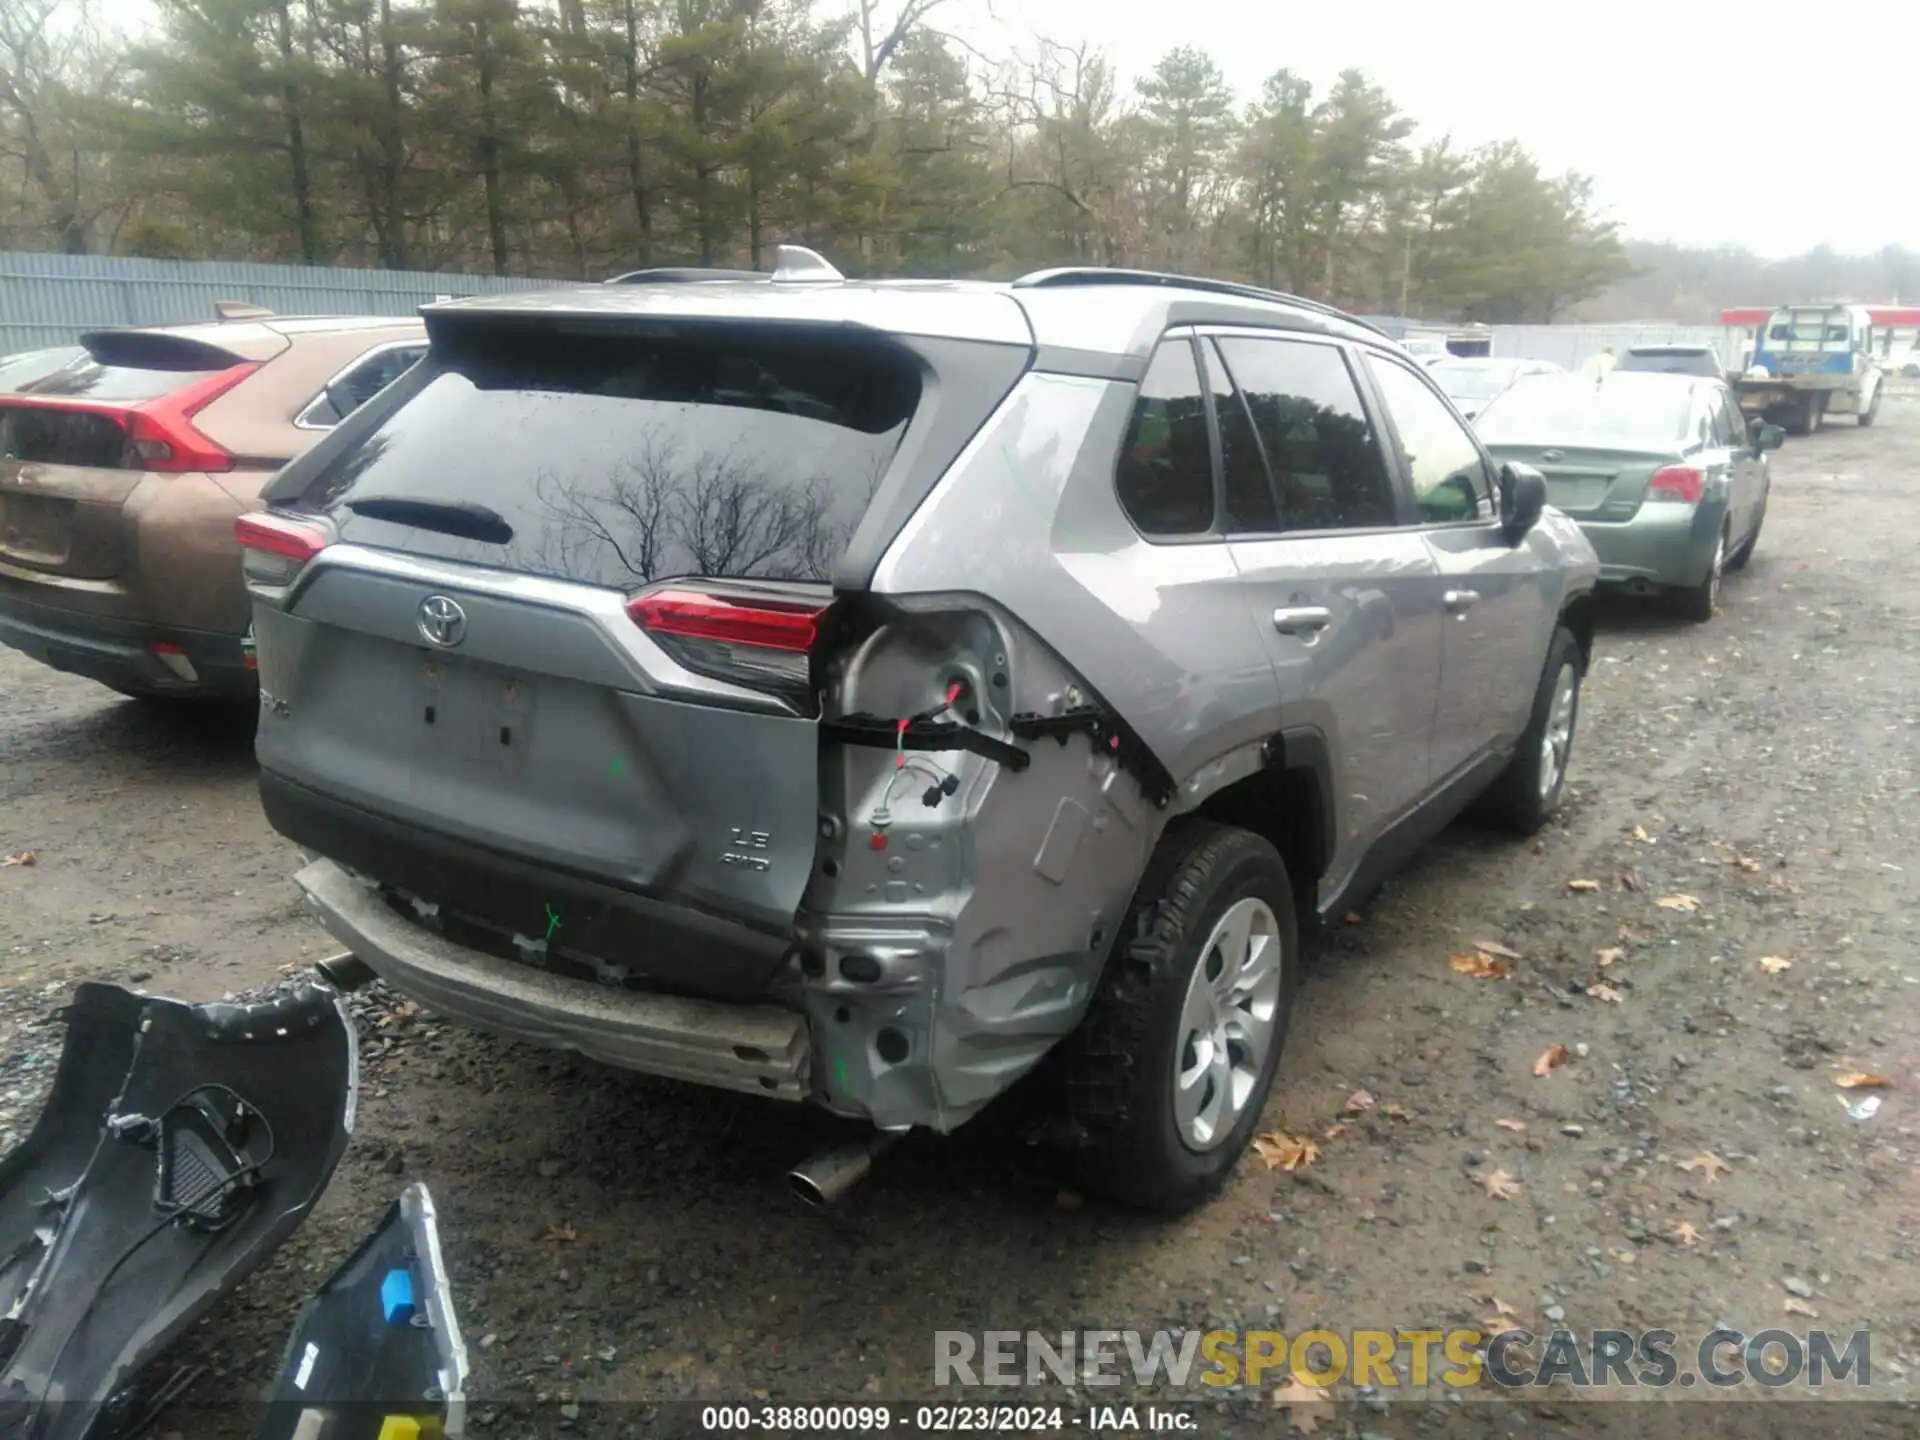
[3,400,1918,1436]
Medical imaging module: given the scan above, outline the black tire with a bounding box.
[1672,525,1726,624]
[1479,625,1583,835]
[1790,397,1820,436]
[1858,388,1880,427]
[1045,821,1297,1213]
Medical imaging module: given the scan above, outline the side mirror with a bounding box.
[1499,462,1547,543]
[1750,422,1786,453]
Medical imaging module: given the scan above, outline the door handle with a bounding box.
[1444,589,1480,615]
[1272,606,1333,636]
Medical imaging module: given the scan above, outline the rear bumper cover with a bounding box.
[295,856,812,1100]
[1575,502,1725,588]
[0,583,250,696]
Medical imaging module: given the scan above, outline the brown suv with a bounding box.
[0,315,427,703]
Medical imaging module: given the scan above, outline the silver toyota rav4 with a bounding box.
[240,251,1600,1212]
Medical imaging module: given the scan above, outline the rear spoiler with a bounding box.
[77,329,255,373]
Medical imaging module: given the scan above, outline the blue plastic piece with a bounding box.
[380,1266,416,1325]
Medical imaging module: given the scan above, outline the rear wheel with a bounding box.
[1046,822,1296,1213]
[1479,625,1582,834]
[1674,527,1726,624]
[1793,394,1825,435]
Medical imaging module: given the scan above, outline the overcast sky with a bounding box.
[945,0,1920,256]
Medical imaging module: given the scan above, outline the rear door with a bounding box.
[247,317,941,953]
[1201,330,1444,892]
[1708,385,1760,539]
[1360,350,1553,774]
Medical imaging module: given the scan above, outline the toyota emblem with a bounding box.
[418,594,468,648]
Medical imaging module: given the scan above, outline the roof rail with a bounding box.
[607,266,765,285]
[1011,267,1389,338]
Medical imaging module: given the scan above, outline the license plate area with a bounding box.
[0,489,72,563]
[415,654,537,768]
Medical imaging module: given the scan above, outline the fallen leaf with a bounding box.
[543,1222,578,1244]
[1784,1298,1819,1318]
[1495,1117,1528,1132]
[1595,946,1626,967]
[1587,982,1624,1004]
[1320,1123,1349,1141]
[1656,894,1700,912]
[1270,1377,1332,1434]
[1449,952,1513,980]
[1470,938,1522,960]
[1384,1102,1411,1121]
[1532,1044,1569,1077]
[1677,1153,1730,1183]
[1630,824,1653,844]
[0,852,35,868]
[1733,855,1760,873]
[1616,868,1643,891]
[1672,1221,1704,1247]
[1835,1073,1892,1090]
[1759,955,1794,975]
[1566,878,1601,893]
[1617,923,1651,942]
[1481,1168,1521,1200]
[1341,910,1363,925]
[1252,1131,1320,1172]
[1344,1088,1375,1115]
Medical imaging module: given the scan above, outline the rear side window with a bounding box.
[1217,336,1398,532]
[297,344,428,429]
[1115,339,1215,537]
[302,324,921,587]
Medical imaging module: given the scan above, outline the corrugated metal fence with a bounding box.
[0,251,558,355]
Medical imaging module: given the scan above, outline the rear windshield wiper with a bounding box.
[344,496,514,545]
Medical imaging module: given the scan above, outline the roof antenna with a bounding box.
[214,301,275,320]
[771,246,844,284]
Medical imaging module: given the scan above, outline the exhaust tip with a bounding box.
[788,1169,831,1208]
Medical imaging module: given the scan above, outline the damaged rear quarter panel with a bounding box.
[796,373,1282,1132]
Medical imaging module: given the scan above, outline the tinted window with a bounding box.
[1709,390,1743,446]
[1216,337,1396,532]
[1363,354,1493,523]
[1474,375,1692,451]
[302,324,919,587]
[301,344,428,427]
[19,358,224,403]
[1199,340,1277,532]
[1116,339,1215,537]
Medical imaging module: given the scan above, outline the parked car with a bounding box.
[1613,343,1729,382]
[1426,356,1565,420]
[241,254,1599,1212]
[1472,370,1781,623]
[0,314,428,704]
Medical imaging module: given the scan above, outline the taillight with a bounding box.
[1647,465,1705,504]
[236,511,333,586]
[627,586,828,702]
[0,362,258,473]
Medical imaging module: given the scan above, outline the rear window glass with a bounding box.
[19,359,224,402]
[303,325,921,588]
[1428,364,1517,402]
[1474,377,1691,450]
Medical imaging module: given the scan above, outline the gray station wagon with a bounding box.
[241,252,1600,1211]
